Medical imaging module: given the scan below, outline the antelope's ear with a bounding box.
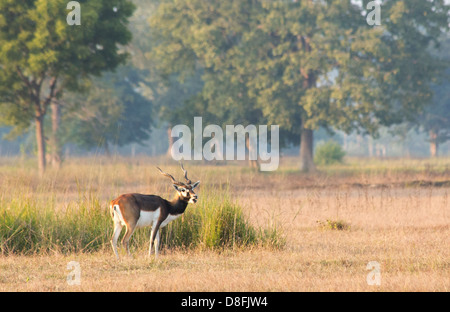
[173,184,181,191]
[191,181,200,190]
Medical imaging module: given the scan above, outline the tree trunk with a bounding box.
[429,130,438,157]
[49,101,61,168]
[167,125,174,157]
[298,35,317,173]
[35,115,46,176]
[368,136,374,157]
[245,135,259,170]
[104,141,111,157]
[300,128,316,172]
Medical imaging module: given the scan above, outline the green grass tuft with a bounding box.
[316,219,351,231]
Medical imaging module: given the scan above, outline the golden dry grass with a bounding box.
[0,156,449,291]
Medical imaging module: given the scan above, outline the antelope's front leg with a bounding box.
[154,230,161,258]
[148,222,161,259]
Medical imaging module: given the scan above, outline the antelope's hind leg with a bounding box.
[122,222,137,257]
[111,222,123,260]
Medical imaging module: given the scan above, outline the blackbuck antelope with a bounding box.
[110,164,200,259]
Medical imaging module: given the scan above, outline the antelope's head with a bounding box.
[156,164,200,204]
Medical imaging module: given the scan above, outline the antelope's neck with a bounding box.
[168,195,188,215]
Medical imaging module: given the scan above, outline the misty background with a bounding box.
[0,0,449,169]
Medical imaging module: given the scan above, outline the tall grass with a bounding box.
[0,189,110,254]
[0,186,283,255]
[159,189,284,250]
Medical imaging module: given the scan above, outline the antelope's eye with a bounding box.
[180,188,186,192]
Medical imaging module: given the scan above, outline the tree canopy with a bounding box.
[1,0,449,172]
[150,0,450,170]
[0,0,135,174]
[61,66,153,153]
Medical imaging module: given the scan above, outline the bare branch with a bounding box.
[15,66,32,90]
[16,66,42,116]
[42,76,58,116]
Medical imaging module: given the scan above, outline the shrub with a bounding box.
[159,188,284,250]
[314,141,346,165]
[316,219,350,231]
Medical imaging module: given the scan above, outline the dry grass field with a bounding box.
[0,156,449,291]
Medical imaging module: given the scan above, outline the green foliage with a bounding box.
[418,34,450,148]
[161,196,256,249]
[150,0,450,169]
[160,190,284,250]
[61,66,153,151]
[314,141,346,166]
[0,0,135,128]
[0,191,109,254]
[149,0,267,129]
[0,0,135,172]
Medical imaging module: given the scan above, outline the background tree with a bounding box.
[150,0,268,167]
[61,66,153,154]
[424,76,450,157]
[0,0,135,175]
[150,0,450,171]
[122,0,204,157]
[418,34,450,157]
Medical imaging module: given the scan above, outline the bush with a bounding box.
[159,188,285,250]
[316,219,350,231]
[314,141,346,165]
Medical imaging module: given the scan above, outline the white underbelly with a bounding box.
[136,209,161,228]
[136,209,182,229]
